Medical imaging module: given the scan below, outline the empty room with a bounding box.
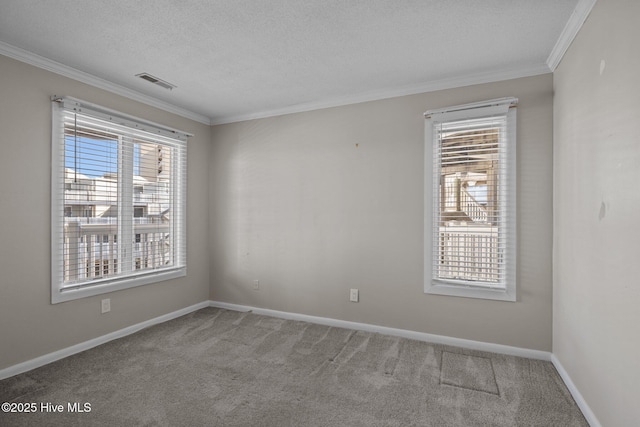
[0,0,637,426]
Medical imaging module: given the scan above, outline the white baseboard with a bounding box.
[209,300,551,361]
[551,354,601,427]
[0,301,210,380]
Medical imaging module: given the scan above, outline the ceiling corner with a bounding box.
[546,0,598,71]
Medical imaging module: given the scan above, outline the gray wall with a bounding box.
[0,55,211,370]
[553,0,640,425]
[210,74,554,351]
[0,45,556,371]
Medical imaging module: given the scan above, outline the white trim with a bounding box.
[53,96,193,139]
[51,103,188,303]
[546,0,598,71]
[0,41,210,125]
[210,64,549,125]
[0,301,209,380]
[51,101,65,304]
[424,97,516,118]
[52,269,187,304]
[551,354,602,427]
[424,104,517,301]
[208,301,550,361]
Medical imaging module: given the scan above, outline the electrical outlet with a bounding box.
[101,298,111,314]
[350,288,359,302]
[253,280,260,291]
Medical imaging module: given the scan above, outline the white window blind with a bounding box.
[424,98,516,301]
[51,97,189,303]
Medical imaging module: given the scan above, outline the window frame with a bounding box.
[51,96,190,304]
[424,98,517,301]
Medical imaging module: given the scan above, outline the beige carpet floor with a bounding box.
[0,307,588,426]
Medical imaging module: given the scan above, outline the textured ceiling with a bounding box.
[0,0,579,124]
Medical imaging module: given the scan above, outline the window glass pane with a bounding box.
[63,129,119,283]
[435,117,504,284]
[132,141,173,272]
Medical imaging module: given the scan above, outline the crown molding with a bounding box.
[547,0,598,71]
[0,41,211,125]
[210,63,551,125]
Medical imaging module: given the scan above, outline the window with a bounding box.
[424,98,516,301]
[51,96,189,303]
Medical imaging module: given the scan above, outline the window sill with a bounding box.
[51,267,186,304]
[425,280,516,302]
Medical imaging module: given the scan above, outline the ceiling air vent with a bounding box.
[135,73,176,90]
